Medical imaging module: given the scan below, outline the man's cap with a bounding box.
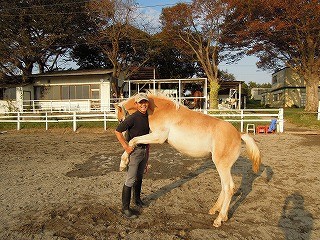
[135,93,149,103]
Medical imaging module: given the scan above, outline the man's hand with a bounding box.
[115,130,134,155]
[124,145,134,155]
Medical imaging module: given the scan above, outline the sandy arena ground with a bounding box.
[0,124,319,240]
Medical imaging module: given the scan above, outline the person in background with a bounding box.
[114,93,150,218]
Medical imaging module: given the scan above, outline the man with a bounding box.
[115,93,150,218]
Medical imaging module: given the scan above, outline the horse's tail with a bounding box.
[241,133,261,173]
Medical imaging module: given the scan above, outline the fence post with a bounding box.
[73,111,77,132]
[45,112,48,130]
[278,108,284,133]
[104,111,107,131]
[17,112,21,130]
[240,110,244,132]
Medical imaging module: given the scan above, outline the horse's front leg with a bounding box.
[120,152,130,171]
[119,131,168,171]
[129,131,169,147]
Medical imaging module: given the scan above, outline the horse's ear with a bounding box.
[113,103,123,114]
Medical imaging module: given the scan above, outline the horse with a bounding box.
[193,90,202,109]
[115,94,261,228]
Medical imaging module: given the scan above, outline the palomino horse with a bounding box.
[115,94,261,227]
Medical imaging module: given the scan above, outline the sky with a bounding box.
[136,0,272,84]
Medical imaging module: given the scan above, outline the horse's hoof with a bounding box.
[213,219,222,228]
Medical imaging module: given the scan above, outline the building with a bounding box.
[251,88,270,101]
[0,68,246,112]
[0,69,114,112]
[261,67,320,108]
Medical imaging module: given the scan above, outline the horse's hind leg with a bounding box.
[211,166,235,227]
[209,183,224,215]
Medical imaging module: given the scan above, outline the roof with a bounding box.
[124,78,207,84]
[32,69,114,77]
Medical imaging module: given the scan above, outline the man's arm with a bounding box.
[115,130,134,154]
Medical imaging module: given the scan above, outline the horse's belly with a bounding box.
[167,136,211,158]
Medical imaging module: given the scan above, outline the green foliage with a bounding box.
[284,108,320,130]
[246,99,263,109]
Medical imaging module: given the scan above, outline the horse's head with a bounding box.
[115,94,162,122]
[114,97,137,122]
[114,103,126,123]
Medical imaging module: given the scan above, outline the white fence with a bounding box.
[206,108,283,133]
[0,108,284,133]
[0,111,116,131]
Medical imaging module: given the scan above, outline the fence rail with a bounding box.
[0,108,284,133]
[206,108,283,132]
[0,111,117,131]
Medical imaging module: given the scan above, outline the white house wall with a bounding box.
[33,75,105,86]
[32,74,111,112]
[100,81,110,111]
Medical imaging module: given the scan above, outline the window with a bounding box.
[82,85,89,99]
[51,86,61,100]
[273,92,283,101]
[69,86,76,99]
[75,85,90,99]
[91,89,100,99]
[37,85,96,100]
[61,86,69,99]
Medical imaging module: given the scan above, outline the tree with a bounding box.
[219,70,236,82]
[224,0,320,112]
[160,0,232,108]
[85,0,155,97]
[0,0,90,82]
[70,45,113,70]
[148,33,198,79]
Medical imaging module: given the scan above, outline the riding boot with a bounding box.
[133,179,147,208]
[122,185,137,218]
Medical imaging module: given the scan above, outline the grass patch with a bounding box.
[0,122,17,130]
[0,120,119,131]
[284,108,320,130]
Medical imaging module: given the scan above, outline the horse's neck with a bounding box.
[153,97,176,110]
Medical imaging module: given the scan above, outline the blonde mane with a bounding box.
[146,93,181,110]
[121,93,181,111]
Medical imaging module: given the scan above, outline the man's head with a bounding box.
[135,93,149,103]
[134,93,149,114]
